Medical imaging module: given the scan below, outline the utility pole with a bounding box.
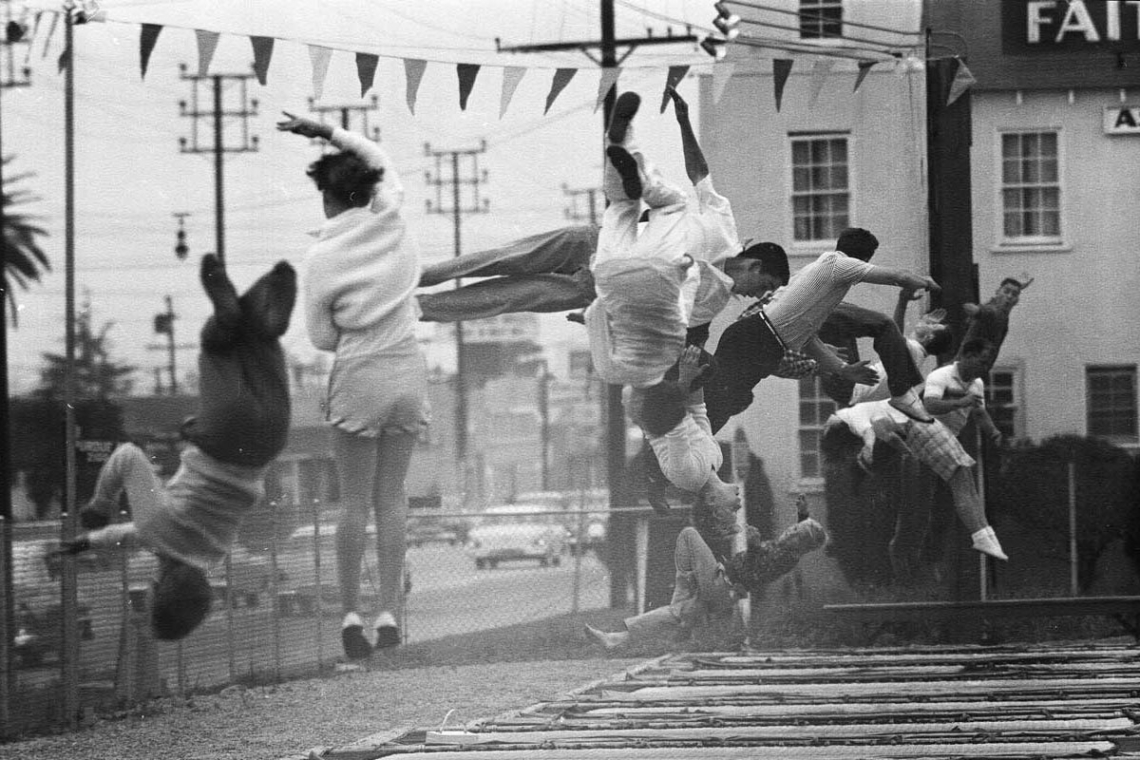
[498,0,711,610]
[562,183,601,227]
[148,296,193,395]
[424,140,489,506]
[537,359,551,491]
[308,94,379,140]
[178,65,259,265]
[0,0,31,735]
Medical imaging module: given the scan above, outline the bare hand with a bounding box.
[840,360,879,385]
[918,275,941,293]
[276,111,328,139]
[667,86,690,122]
[676,345,706,388]
[987,427,1003,447]
[825,343,852,363]
[899,287,923,302]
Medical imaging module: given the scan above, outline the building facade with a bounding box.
[929,0,1140,449]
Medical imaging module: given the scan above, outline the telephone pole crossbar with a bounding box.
[178,65,259,264]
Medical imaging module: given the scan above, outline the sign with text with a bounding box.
[1003,1,1140,54]
[1105,105,1140,134]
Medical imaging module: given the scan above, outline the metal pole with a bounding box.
[451,152,469,497]
[1068,460,1078,596]
[60,6,81,729]
[223,553,236,681]
[212,75,225,264]
[268,500,282,683]
[311,498,323,668]
[539,363,550,491]
[165,296,177,395]
[976,427,988,601]
[0,48,12,740]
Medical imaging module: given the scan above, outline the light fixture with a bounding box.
[713,2,741,40]
[700,37,727,60]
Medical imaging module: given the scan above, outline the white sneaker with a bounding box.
[971,527,1008,561]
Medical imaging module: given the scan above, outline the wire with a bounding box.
[728,0,924,40]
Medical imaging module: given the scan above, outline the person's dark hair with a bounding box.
[959,336,994,359]
[923,325,953,357]
[998,277,1023,291]
[150,558,212,640]
[739,241,789,285]
[639,382,688,436]
[306,152,383,209]
[835,227,879,262]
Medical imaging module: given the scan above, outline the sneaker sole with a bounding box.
[374,625,400,649]
[341,625,373,660]
[607,92,640,143]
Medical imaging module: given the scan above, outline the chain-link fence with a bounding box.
[1,497,619,737]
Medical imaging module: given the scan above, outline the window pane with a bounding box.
[1000,131,1061,242]
[1087,367,1139,442]
[791,136,850,243]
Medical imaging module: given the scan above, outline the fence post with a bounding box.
[0,515,12,738]
[114,587,163,703]
[311,498,323,668]
[268,500,282,683]
[1068,460,1078,596]
[223,553,236,682]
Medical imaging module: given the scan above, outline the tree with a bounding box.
[35,293,136,399]
[2,156,50,326]
[10,299,135,518]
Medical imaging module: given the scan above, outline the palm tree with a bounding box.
[2,155,50,326]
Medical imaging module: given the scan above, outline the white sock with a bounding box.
[374,610,397,629]
[342,611,364,629]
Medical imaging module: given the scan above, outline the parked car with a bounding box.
[513,490,609,557]
[406,516,468,548]
[465,503,568,570]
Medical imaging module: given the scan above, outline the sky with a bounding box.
[3,3,710,395]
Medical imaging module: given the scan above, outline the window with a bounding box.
[1001,131,1061,243]
[791,135,849,243]
[800,0,843,39]
[798,375,837,478]
[985,366,1023,440]
[1087,366,1138,445]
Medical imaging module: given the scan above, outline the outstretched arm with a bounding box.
[277,111,392,178]
[861,264,940,295]
[668,87,708,186]
[893,288,922,331]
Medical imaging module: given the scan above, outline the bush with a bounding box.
[989,434,1138,590]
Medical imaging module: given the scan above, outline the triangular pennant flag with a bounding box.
[711,62,735,105]
[807,58,834,108]
[660,65,689,112]
[772,59,793,112]
[404,58,427,114]
[308,45,332,100]
[139,23,162,79]
[57,43,69,73]
[595,67,620,112]
[250,36,274,85]
[195,30,219,76]
[499,66,526,118]
[356,53,379,96]
[544,68,576,115]
[25,12,43,63]
[947,59,976,106]
[457,63,480,110]
[853,60,876,92]
[41,11,57,59]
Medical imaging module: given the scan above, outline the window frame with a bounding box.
[798,0,844,40]
[1085,364,1139,446]
[788,131,854,249]
[994,128,1066,251]
[985,362,1025,441]
[797,374,838,481]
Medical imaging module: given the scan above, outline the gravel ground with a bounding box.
[4,658,646,760]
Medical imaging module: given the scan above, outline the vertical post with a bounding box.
[976,427,989,601]
[0,62,11,743]
[450,152,468,486]
[731,430,752,644]
[223,553,236,681]
[212,75,225,264]
[599,0,632,611]
[268,500,282,683]
[164,296,178,395]
[311,498,323,667]
[538,362,550,490]
[60,6,81,729]
[1068,460,1078,596]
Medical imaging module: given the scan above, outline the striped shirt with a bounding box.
[765,251,874,350]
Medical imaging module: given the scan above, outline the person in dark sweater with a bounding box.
[64,254,296,641]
